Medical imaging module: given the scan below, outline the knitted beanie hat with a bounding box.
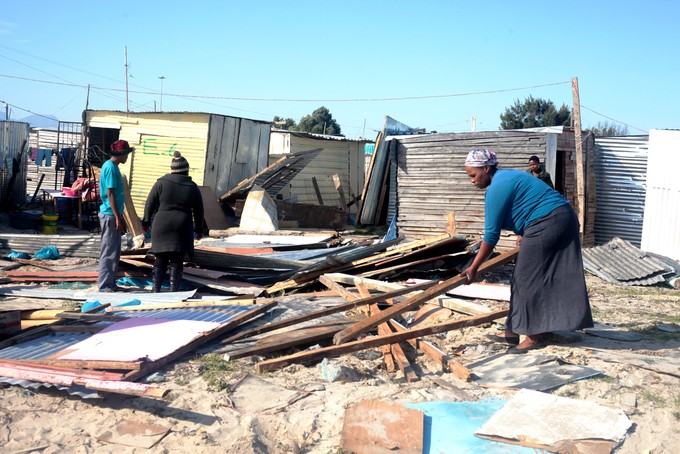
[171,151,190,173]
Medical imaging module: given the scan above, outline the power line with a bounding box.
[0,73,570,103]
[580,104,647,133]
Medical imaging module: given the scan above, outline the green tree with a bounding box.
[587,121,628,136]
[272,116,296,130]
[500,96,571,129]
[295,106,342,135]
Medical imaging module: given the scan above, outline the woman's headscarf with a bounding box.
[465,147,498,167]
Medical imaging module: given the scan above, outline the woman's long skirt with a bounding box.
[506,205,594,335]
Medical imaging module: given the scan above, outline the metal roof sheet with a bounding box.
[582,237,673,285]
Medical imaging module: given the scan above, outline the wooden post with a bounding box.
[331,174,348,210]
[311,176,324,205]
[572,76,585,236]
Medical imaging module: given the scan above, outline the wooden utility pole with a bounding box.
[571,76,585,236]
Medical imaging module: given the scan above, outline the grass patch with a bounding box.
[196,353,236,392]
[592,374,617,383]
[640,389,666,407]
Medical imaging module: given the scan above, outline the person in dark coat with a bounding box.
[460,147,593,353]
[143,151,204,292]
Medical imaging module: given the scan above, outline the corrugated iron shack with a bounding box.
[391,128,595,249]
[0,121,30,208]
[269,130,367,214]
[84,110,271,215]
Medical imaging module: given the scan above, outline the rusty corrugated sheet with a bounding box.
[592,136,649,246]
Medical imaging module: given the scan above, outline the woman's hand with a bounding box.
[460,266,478,284]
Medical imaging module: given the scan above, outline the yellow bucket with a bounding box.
[42,214,59,234]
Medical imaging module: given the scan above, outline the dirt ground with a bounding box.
[0,254,679,453]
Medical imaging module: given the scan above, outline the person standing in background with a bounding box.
[98,140,134,292]
[143,151,204,292]
[527,155,554,189]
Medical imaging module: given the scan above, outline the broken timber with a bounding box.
[255,309,508,373]
[333,247,519,345]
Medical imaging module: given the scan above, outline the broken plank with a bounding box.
[333,247,518,345]
[341,399,424,454]
[223,318,359,361]
[355,280,396,373]
[57,313,128,322]
[7,358,143,371]
[255,309,508,372]
[388,319,471,381]
[107,298,257,312]
[221,280,435,344]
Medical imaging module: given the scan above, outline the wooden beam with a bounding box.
[311,176,324,205]
[106,298,256,312]
[331,174,348,211]
[355,280,396,373]
[223,279,436,344]
[223,318,358,360]
[572,76,585,235]
[255,309,508,373]
[12,358,143,371]
[388,319,471,381]
[333,247,519,345]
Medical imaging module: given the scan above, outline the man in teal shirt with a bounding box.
[98,140,134,292]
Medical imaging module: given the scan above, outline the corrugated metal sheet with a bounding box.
[0,121,30,207]
[592,136,649,246]
[113,304,257,323]
[582,237,673,285]
[269,132,366,214]
[0,232,100,258]
[641,130,680,260]
[0,331,91,360]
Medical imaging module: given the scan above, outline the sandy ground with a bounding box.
[0,253,679,453]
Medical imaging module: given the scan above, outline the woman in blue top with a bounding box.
[460,147,593,353]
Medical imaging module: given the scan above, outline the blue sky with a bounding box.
[1,0,678,138]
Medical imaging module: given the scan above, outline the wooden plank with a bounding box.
[20,309,78,320]
[341,399,423,454]
[255,309,508,373]
[355,281,396,373]
[234,279,437,343]
[122,174,144,240]
[107,298,256,312]
[223,318,358,361]
[311,176,324,205]
[11,358,143,371]
[331,173,347,210]
[198,186,230,230]
[388,319,471,381]
[333,247,519,345]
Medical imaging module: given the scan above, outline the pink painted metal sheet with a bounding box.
[57,318,222,362]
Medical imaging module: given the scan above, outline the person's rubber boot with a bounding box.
[168,264,183,292]
[152,264,164,293]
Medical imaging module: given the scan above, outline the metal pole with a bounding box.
[159,76,165,111]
